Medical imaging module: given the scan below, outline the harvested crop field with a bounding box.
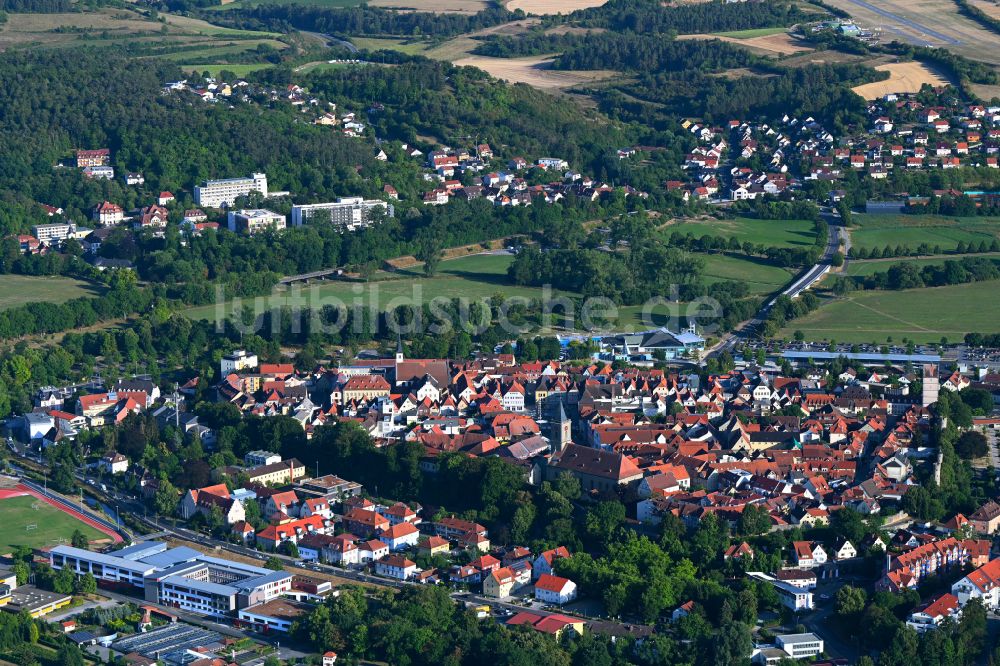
[452,55,615,89]
[506,0,608,13]
[371,0,490,12]
[968,0,1000,18]
[825,0,1000,65]
[678,32,812,56]
[852,61,952,99]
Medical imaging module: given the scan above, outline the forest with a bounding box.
[560,0,806,35]
[0,0,70,11]
[474,31,756,74]
[211,4,522,39]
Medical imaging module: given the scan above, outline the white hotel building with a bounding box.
[290,197,393,231]
[194,173,268,208]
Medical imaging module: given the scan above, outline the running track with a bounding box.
[0,483,123,544]
[839,0,961,45]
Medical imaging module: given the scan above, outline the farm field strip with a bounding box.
[848,214,1000,251]
[778,279,1000,343]
[852,62,952,99]
[505,0,609,14]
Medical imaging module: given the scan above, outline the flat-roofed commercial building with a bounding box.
[194,173,268,208]
[290,197,393,231]
[49,542,292,618]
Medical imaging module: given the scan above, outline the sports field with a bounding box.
[849,214,1000,253]
[664,217,819,249]
[0,275,104,311]
[0,494,107,553]
[778,278,1000,344]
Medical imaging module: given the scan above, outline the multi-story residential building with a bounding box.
[952,558,1000,610]
[244,458,306,486]
[179,483,246,525]
[227,209,285,235]
[290,197,393,231]
[375,555,417,580]
[76,149,110,167]
[92,202,124,225]
[194,173,268,208]
[245,450,282,467]
[31,223,75,245]
[221,350,258,375]
[483,566,517,598]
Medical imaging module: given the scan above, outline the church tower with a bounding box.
[549,400,571,452]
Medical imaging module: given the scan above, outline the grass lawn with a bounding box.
[664,217,818,249]
[180,62,274,76]
[713,27,788,38]
[845,253,1000,277]
[699,253,796,294]
[778,278,1000,344]
[850,214,1000,253]
[159,39,287,61]
[184,251,778,334]
[182,253,562,323]
[350,37,432,55]
[212,0,361,9]
[0,495,106,553]
[0,275,103,311]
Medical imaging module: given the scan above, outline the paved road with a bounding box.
[302,30,359,53]
[707,210,844,357]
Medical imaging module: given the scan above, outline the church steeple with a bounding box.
[395,335,404,364]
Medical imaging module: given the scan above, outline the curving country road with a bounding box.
[302,30,359,54]
[707,209,846,357]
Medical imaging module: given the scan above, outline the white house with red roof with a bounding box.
[952,558,1000,610]
[791,541,827,568]
[907,593,961,632]
[375,555,417,580]
[534,574,577,605]
[533,546,570,580]
[382,522,420,551]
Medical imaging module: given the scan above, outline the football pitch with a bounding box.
[0,494,107,553]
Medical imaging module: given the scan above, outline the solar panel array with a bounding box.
[111,624,222,658]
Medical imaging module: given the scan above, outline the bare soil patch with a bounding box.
[852,61,952,99]
[677,32,811,55]
[506,0,608,14]
[453,54,616,89]
[968,0,1000,18]
[371,0,490,12]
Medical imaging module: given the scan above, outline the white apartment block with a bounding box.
[32,223,75,244]
[290,197,393,231]
[227,209,286,235]
[194,173,268,208]
[221,350,258,374]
